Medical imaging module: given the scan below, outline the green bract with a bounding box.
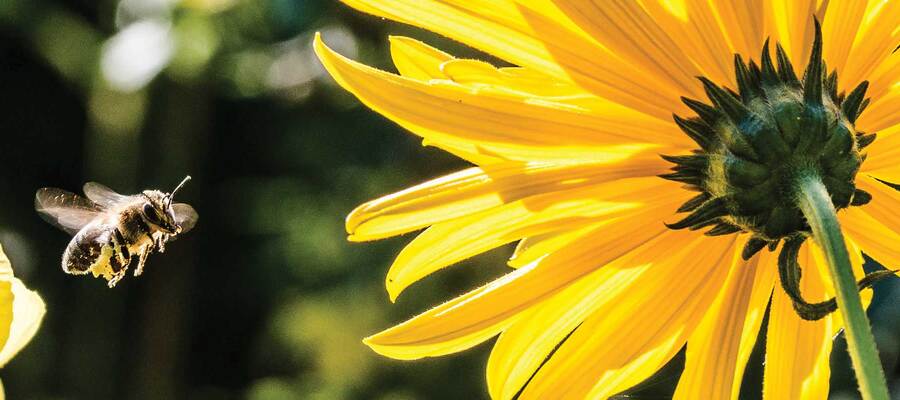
[663,22,873,262]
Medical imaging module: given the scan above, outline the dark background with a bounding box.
[0,1,898,399]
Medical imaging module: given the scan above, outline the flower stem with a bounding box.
[795,173,889,400]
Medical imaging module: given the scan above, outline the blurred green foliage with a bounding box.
[0,1,898,399]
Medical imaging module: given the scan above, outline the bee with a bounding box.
[35,176,198,287]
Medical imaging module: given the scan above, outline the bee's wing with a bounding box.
[172,203,198,234]
[35,188,103,235]
[83,182,129,208]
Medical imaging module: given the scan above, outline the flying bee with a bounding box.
[35,176,198,287]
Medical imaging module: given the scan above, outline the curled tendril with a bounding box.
[777,236,896,321]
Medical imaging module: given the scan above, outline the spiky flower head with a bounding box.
[664,21,872,261]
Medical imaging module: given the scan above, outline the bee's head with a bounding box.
[141,176,191,234]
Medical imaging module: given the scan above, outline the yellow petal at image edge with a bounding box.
[0,245,45,368]
[0,279,45,367]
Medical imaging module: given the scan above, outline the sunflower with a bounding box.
[315,1,900,399]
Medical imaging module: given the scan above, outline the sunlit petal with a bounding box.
[364,200,680,360]
[518,233,737,399]
[385,177,680,300]
[674,244,776,400]
[763,241,833,400]
[347,155,671,241]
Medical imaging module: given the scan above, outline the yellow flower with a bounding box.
[315,1,900,399]
[0,244,46,397]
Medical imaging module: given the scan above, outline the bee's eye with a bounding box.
[143,204,162,224]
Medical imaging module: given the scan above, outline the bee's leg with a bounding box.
[107,268,128,288]
[134,244,153,277]
[155,234,168,253]
[108,230,132,287]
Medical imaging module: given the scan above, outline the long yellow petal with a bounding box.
[840,1,900,94]
[551,1,704,99]
[340,0,691,119]
[674,242,777,400]
[386,37,510,165]
[859,121,900,182]
[347,155,671,241]
[388,36,452,80]
[840,177,900,269]
[339,0,572,83]
[820,0,867,76]
[487,228,703,400]
[859,127,900,187]
[712,0,767,57]
[385,37,683,165]
[642,0,735,84]
[518,234,737,399]
[765,0,820,67]
[0,278,44,367]
[763,241,833,400]
[316,34,685,162]
[507,223,601,268]
[363,200,678,360]
[0,245,43,367]
[855,175,900,240]
[441,60,584,98]
[857,85,900,133]
[386,178,682,301]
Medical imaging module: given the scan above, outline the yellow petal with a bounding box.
[487,228,699,400]
[674,241,777,400]
[386,38,665,165]
[0,251,15,358]
[508,223,601,268]
[516,233,737,399]
[385,37,508,165]
[551,1,704,99]
[437,58,684,141]
[857,85,900,133]
[315,34,681,162]
[859,121,900,181]
[388,36,452,80]
[852,175,900,240]
[763,241,834,400]
[441,60,580,97]
[840,177,900,269]
[386,178,682,300]
[820,0,867,76]
[860,132,900,184]
[712,0,767,57]
[0,245,44,367]
[340,0,687,119]
[766,0,820,68]
[0,278,45,367]
[364,200,678,360]
[340,0,573,84]
[347,155,670,241]
[641,0,735,84]
[840,1,900,93]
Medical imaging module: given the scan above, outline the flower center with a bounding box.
[663,24,873,260]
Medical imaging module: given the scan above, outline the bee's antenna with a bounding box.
[167,175,191,206]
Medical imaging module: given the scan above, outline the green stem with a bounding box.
[795,174,889,400]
